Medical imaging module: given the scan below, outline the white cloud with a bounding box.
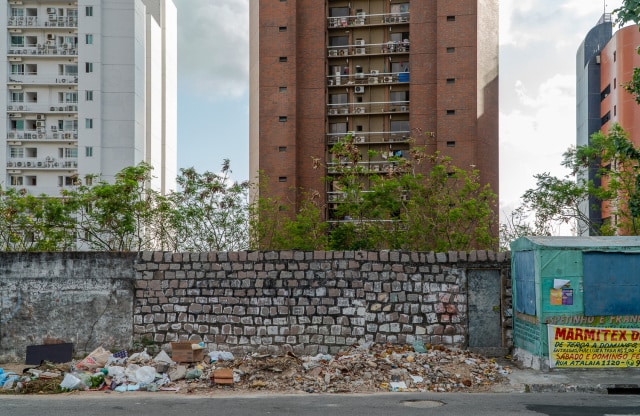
[174,0,249,100]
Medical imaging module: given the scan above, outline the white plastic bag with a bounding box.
[135,366,157,385]
[60,373,83,390]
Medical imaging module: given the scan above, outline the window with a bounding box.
[391,62,410,73]
[85,118,93,129]
[279,87,287,93]
[600,84,610,101]
[390,91,409,102]
[10,35,24,47]
[60,147,78,158]
[446,47,455,53]
[279,57,288,62]
[329,7,349,17]
[447,15,456,21]
[329,122,348,134]
[59,176,78,187]
[25,176,37,186]
[10,176,23,186]
[446,78,456,84]
[85,146,93,157]
[85,6,93,16]
[64,64,78,75]
[85,62,93,73]
[390,120,409,132]
[330,93,348,104]
[278,27,287,32]
[329,36,349,47]
[10,147,24,158]
[614,105,617,116]
[278,146,287,152]
[278,177,287,182]
[86,90,94,101]
[85,34,93,44]
[601,111,611,126]
[447,141,456,147]
[11,64,24,75]
[279,116,287,122]
[10,8,25,17]
[65,92,78,103]
[60,120,78,131]
[85,176,93,186]
[613,51,617,62]
[11,92,24,103]
[12,120,25,131]
[446,109,456,115]
[614,78,617,88]
[390,3,410,14]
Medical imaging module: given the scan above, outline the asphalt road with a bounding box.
[3,392,640,416]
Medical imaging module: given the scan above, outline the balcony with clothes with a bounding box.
[327,40,410,59]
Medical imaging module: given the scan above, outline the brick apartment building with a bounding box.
[250,1,499,223]
[577,15,640,234]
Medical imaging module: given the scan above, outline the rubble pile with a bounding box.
[0,342,511,395]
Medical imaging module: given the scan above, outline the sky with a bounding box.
[174,0,625,228]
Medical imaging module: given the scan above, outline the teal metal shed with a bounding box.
[510,236,640,369]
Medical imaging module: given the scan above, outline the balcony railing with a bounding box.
[7,157,78,170]
[327,101,409,116]
[327,131,411,145]
[328,41,410,58]
[9,74,78,85]
[327,160,409,174]
[8,45,78,56]
[8,130,78,141]
[7,104,78,113]
[328,71,409,86]
[7,16,78,28]
[327,12,409,28]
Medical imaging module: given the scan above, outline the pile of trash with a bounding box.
[0,342,511,394]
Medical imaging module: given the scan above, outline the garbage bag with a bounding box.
[135,366,157,385]
[60,373,84,390]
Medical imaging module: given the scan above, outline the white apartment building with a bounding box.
[1,0,177,196]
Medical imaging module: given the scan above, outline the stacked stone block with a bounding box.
[134,250,510,355]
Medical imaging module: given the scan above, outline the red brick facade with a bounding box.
[250,1,499,226]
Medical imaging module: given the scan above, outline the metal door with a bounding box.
[468,269,503,355]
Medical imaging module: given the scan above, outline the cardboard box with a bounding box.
[211,368,234,385]
[170,341,205,363]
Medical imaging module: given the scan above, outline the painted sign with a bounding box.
[548,325,640,368]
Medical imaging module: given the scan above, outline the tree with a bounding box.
[168,160,249,252]
[62,163,164,251]
[0,187,75,251]
[326,133,498,251]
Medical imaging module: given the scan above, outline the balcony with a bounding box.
[328,71,408,86]
[7,130,78,143]
[327,101,410,116]
[8,45,78,57]
[327,131,411,145]
[7,157,78,170]
[327,160,409,175]
[7,103,78,113]
[327,12,409,28]
[328,41,410,58]
[8,74,78,85]
[7,16,78,28]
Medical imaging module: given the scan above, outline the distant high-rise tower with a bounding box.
[250,1,499,224]
[577,14,640,235]
[1,0,177,195]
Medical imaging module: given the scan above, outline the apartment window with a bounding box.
[391,3,410,14]
[85,34,93,44]
[279,56,288,62]
[10,176,23,186]
[279,26,287,32]
[60,147,78,158]
[614,78,617,88]
[64,64,78,75]
[10,35,24,47]
[446,109,456,115]
[86,90,94,101]
[85,146,93,157]
[11,92,24,103]
[278,177,287,182]
[65,92,78,103]
[85,62,93,73]
[279,87,287,93]
[613,51,617,62]
[390,120,409,132]
[329,36,349,47]
[390,91,409,102]
[614,105,617,116]
[10,8,24,17]
[446,47,456,53]
[447,15,456,21]
[61,120,78,131]
[279,116,287,122]
[10,147,24,158]
[330,122,348,134]
[85,118,93,129]
[12,120,25,130]
[278,146,287,152]
[85,6,93,16]
[601,111,611,126]
[11,64,24,75]
[85,176,93,186]
[447,141,456,147]
[330,7,349,17]
[446,78,456,84]
[59,176,77,187]
[600,84,610,101]
[26,176,37,186]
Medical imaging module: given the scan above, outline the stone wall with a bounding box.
[134,250,511,356]
[0,252,136,362]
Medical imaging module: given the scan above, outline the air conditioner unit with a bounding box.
[329,49,338,57]
[47,7,56,14]
[368,77,379,84]
[400,105,408,112]
[9,113,21,118]
[7,105,13,110]
[51,126,57,131]
[355,39,365,46]
[17,105,24,110]
[47,34,55,40]
[355,136,366,143]
[36,121,44,127]
[328,108,339,115]
[356,48,366,55]
[37,114,45,120]
[8,132,15,139]
[383,76,394,83]
[16,162,23,167]
[355,107,366,114]
[64,133,71,139]
[399,16,408,23]
[340,107,349,114]
[53,133,59,139]
[355,86,365,94]
[58,106,64,111]
[50,106,56,111]
[37,162,43,167]
[371,70,380,76]
[38,133,44,139]
[26,161,32,167]
[7,162,13,167]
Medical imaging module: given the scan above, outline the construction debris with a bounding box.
[0,342,510,395]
